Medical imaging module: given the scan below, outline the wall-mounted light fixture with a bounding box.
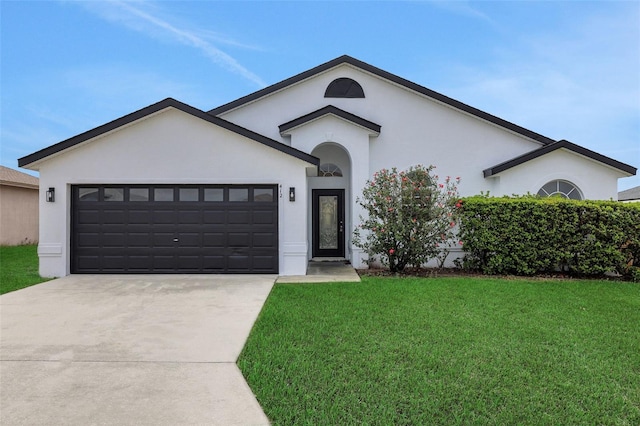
[46,187,55,203]
[289,187,295,202]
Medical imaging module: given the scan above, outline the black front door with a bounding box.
[312,189,345,258]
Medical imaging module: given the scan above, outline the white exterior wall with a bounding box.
[219,64,540,197]
[284,114,374,268]
[218,63,626,270]
[34,108,311,277]
[493,149,625,200]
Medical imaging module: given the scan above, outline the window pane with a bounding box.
[229,188,248,202]
[204,188,224,202]
[104,188,124,202]
[558,181,573,195]
[542,182,557,194]
[78,187,99,201]
[254,188,273,202]
[129,188,149,201]
[154,188,174,201]
[568,189,581,200]
[179,188,199,202]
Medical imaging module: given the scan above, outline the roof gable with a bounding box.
[483,139,637,177]
[209,55,556,146]
[18,98,319,168]
[279,105,381,135]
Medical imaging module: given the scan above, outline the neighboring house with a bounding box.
[18,55,637,277]
[0,166,39,246]
[618,186,640,202]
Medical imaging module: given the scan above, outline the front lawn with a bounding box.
[0,244,50,294]
[239,276,640,425]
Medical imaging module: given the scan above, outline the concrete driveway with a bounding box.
[0,275,275,425]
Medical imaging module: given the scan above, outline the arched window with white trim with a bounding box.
[537,180,583,200]
[319,163,343,177]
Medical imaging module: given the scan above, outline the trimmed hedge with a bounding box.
[458,196,640,278]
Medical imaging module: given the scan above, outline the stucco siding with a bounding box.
[491,149,623,200]
[218,64,544,197]
[35,108,312,277]
[0,185,39,245]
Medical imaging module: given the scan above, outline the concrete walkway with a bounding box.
[276,261,361,283]
[0,275,274,425]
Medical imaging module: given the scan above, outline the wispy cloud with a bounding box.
[79,0,266,87]
[440,5,639,159]
[428,0,494,25]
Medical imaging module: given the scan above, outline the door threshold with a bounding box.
[310,257,349,263]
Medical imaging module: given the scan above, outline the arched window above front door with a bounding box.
[537,180,583,200]
[319,163,343,177]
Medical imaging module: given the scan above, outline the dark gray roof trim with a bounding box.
[279,105,381,134]
[483,139,637,177]
[18,98,319,167]
[209,55,556,145]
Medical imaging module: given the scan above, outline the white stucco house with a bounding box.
[19,55,637,277]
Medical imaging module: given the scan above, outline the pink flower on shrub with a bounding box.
[389,249,395,255]
[450,221,455,227]
[458,240,464,246]
[439,184,444,188]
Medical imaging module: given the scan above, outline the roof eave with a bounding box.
[18,98,319,168]
[279,105,381,136]
[484,140,638,177]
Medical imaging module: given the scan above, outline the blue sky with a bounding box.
[2,1,639,190]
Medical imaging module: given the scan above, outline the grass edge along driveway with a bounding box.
[239,276,640,425]
[1,245,50,295]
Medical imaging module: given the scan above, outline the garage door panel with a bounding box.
[228,211,250,224]
[228,255,250,270]
[253,255,277,271]
[128,233,152,247]
[153,233,175,247]
[228,233,250,247]
[102,233,125,248]
[129,210,152,224]
[253,210,276,225]
[178,210,201,224]
[177,233,200,247]
[253,232,276,247]
[103,256,126,271]
[153,210,175,224]
[203,210,225,224]
[77,210,99,224]
[203,233,225,247]
[103,210,126,224]
[75,255,100,271]
[77,233,100,248]
[72,185,278,273]
[129,256,151,271]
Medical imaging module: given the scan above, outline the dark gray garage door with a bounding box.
[71,185,278,273]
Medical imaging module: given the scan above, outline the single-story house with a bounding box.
[19,55,637,277]
[0,165,39,246]
[618,186,640,202]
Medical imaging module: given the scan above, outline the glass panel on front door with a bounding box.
[319,195,338,250]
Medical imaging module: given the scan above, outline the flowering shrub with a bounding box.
[353,165,462,272]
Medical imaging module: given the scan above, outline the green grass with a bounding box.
[239,276,640,425]
[0,244,50,294]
